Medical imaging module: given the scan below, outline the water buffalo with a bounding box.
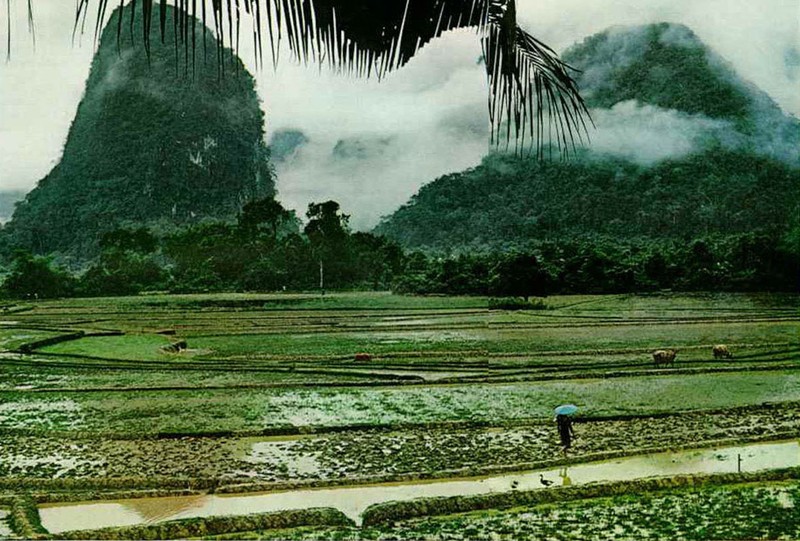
[354,352,372,362]
[713,344,733,359]
[652,349,677,367]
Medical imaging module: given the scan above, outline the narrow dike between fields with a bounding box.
[38,439,800,534]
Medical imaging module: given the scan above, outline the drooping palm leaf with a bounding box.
[10,0,591,154]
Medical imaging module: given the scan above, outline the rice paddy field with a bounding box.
[0,291,799,539]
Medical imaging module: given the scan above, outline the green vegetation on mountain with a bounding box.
[375,149,800,251]
[376,23,800,254]
[2,22,798,298]
[565,23,752,123]
[1,5,273,260]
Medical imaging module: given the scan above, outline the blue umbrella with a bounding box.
[554,404,578,416]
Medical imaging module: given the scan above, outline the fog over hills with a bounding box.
[375,23,800,251]
[563,23,800,166]
[0,192,25,226]
[272,22,798,231]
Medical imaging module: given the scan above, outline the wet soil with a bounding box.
[36,441,800,533]
[3,403,799,484]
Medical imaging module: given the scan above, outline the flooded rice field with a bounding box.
[4,293,800,538]
[39,439,800,533]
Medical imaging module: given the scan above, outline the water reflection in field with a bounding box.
[39,439,800,533]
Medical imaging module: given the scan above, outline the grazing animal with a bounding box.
[354,353,372,362]
[539,474,553,487]
[511,480,519,489]
[713,344,732,359]
[652,349,677,367]
[160,340,188,354]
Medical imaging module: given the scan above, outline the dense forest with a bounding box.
[1,196,797,300]
[563,22,800,163]
[0,5,273,260]
[566,23,753,124]
[1,199,400,298]
[375,149,800,251]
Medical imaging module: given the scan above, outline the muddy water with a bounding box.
[39,439,800,534]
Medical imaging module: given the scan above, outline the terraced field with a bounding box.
[0,292,798,539]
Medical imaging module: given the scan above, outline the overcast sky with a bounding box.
[1,0,798,228]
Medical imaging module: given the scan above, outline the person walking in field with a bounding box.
[556,414,575,454]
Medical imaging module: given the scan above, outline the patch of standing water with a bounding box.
[0,510,12,538]
[229,438,321,478]
[3,452,104,478]
[38,439,800,534]
[0,399,84,430]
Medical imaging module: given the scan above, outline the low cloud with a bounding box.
[584,100,734,164]
[274,125,487,230]
[1,1,797,228]
[262,29,489,229]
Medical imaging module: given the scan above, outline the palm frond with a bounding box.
[13,0,591,155]
[483,21,591,156]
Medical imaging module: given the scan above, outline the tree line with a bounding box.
[0,199,400,299]
[1,198,796,300]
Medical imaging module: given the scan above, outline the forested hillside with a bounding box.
[376,150,800,251]
[376,23,800,252]
[1,5,273,260]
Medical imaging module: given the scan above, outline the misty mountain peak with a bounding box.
[563,22,800,166]
[332,136,397,161]
[2,5,273,258]
[563,22,751,122]
[269,129,310,163]
[377,23,800,250]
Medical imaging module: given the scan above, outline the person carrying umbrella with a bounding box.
[554,404,577,455]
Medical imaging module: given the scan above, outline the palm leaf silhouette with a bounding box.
[12,0,591,154]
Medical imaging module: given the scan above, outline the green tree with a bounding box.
[81,228,165,296]
[350,232,405,290]
[238,199,295,243]
[1,251,76,299]
[99,228,158,254]
[489,253,551,300]
[164,223,249,292]
[304,201,350,294]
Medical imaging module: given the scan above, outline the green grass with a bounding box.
[40,334,175,360]
[0,364,376,391]
[38,320,796,362]
[2,291,800,536]
[2,292,798,436]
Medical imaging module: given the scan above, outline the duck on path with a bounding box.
[539,474,554,487]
